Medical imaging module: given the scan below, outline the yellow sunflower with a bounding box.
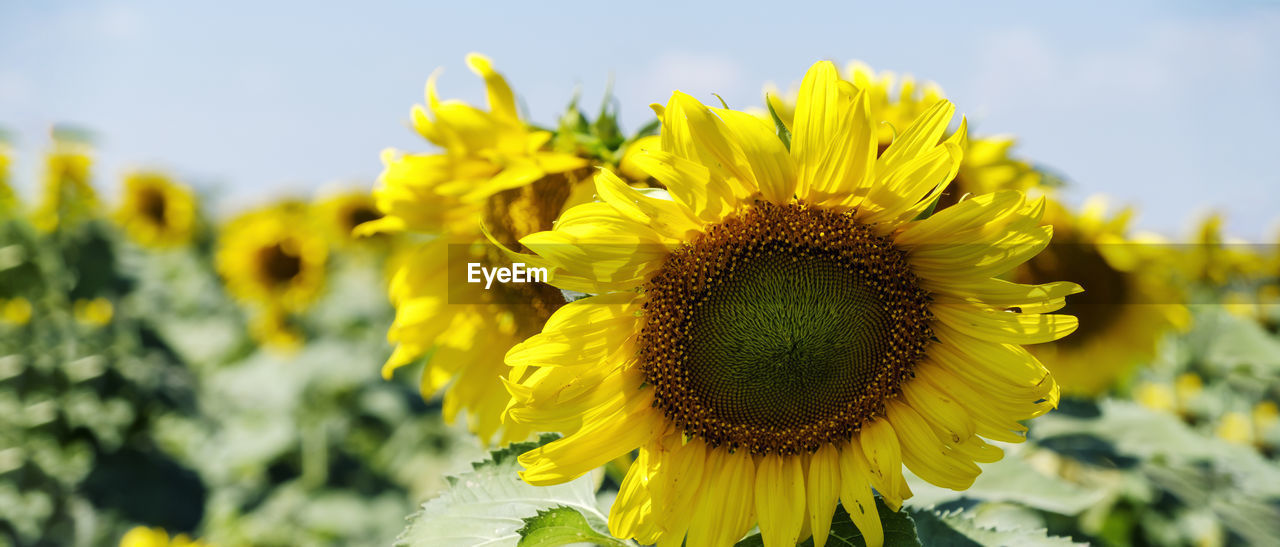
[503,61,1077,547]
[1014,197,1189,396]
[74,297,114,327]
[367,54,620,443]
[1182,213,1276,320]
[0,139,17,213]
[33,138,98,232]
[315,190,388,249]
[361,53,589,236]
[766,62,1044,212]
[114,172,198,248]
[216,202,328,318]
[0,297,33,325]
[1184,212,1261,288]
[119,526,209,547]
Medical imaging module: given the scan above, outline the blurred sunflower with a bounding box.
[114,172,198,248]
[0,297,33,325]
[74,297,114,327]
[367,53,655,442]
[1184,212,1262,288]
[361,53,590,236]
[765,61,1045,212]
[1183,213,1277,320]
[1015,198,1190,396]
[504,61,1077,547]
[217,202,327,345]
[118,526,209,547]
[315,190,388,250]
[33,137,98,232]
[0,139,17,213]
[248,304,305,351]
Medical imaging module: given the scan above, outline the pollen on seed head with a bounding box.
[638,200,933,456]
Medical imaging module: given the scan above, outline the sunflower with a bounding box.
[0,139,17,213]
[74,297,114,327]
[361,53,589,236]
[366,54,643,443]
[0,297,32,325]
[118,526,209,547]
[503,61,1077,547]
[1014,197,1189,396]
[216,202,327,345]
[33,138,98,232]
[766,62,1044,213]
[1184,212,1262,288]
[313,190,390,250]
[1181,213,1275,321]
[114,172,198,248]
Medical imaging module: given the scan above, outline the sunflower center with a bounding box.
[481,171,586,336]
[346,206,382,232]
[259,243,303,285]
[484,172,577,251]
[139,187,168,225]
[639,200,934,455]
[1018,235,1129,343]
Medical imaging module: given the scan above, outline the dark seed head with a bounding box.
[638,200,933,455]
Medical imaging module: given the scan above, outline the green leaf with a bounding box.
[592,76,625,151]
[903,447,1104,516]
[630,118,661,139]
[516,505,633,547]
[1032,165,1070,188]
[1033,400,1280,498]
[766,95,792,151]
[911,510,1081,546]
[1033,399,1280,543]
[736,498,920,547]
[1192,310,1280,379]
[395,434,613,547]
[911,194,941,221]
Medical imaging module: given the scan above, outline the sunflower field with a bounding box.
[3,46,1280,547]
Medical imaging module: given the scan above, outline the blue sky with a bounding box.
[2,1,1278,240]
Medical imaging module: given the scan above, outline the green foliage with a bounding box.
[515,506,633,547]
[1035,400,1280,496]
[1033,399,1280,544]
[766,95,793,151]
[0,219,205,545]
[910,509,1080,546]
[549,83,654,166]
[903,448,1104,516]
[395,434,615,547]
[736,499,920,547]
[1,206,442,546]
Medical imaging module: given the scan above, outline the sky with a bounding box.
[2,1,1278,240]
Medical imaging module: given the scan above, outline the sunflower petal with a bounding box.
[594,168,702,240]
[710,107,797,203]
[688,450,756,547]
[791,60,841,198]
[858,418,910,510]
[630,150,738,223]
[876,100,955,175]
[755,453,806,547]
[886,399,980,490]
[932,298,1078,345]
[518,389,660,485]
[838,439,885,547]
[806,444,842,547]
[464,53,518,122]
